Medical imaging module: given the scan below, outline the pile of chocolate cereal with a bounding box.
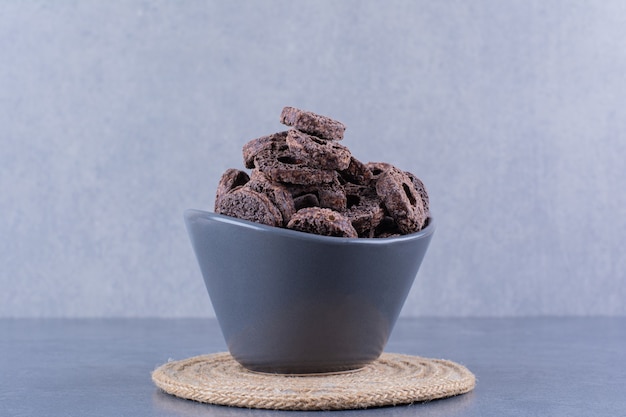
[214,107,429,238]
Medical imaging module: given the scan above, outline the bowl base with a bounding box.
[239,360,370,375]
[246,366,366,376]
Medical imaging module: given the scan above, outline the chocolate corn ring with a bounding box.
[373,216,402,238]
[287,207,358,238]
[285,175,346,212]
[246,170,296,226]
[344,184,385,238]
[405,171,430,217]
[339,156,373,186]
[242,131,289,169]
[253,148,336,185]
[366,162,394,181]
[214,169,250,210]
[375,167,427,234]
[293,193,320,211]
[215,187,282,227]
[286,129,351,171]
[280,106,346,141]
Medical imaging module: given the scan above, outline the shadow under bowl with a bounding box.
[184,209,435,374]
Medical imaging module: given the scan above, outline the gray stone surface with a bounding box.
[1,1,626,317]
[2,318,625,416]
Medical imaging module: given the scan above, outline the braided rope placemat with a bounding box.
[152,352,475,410]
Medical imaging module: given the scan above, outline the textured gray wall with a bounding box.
[2,1,625,317]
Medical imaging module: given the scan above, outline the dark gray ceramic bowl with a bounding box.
[184,209,435,374]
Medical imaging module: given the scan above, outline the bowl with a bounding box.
[184,209,435,374]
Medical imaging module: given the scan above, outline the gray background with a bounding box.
[1,0,625,318]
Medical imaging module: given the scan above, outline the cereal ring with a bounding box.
[286,129,351,171]
[375,167,427,234]
[293,193,320,211]
[287,207,358,238]
[343,184,385,238]
[339,156,373,185]
[242,131,289,169]
[366,162,394,181]
[246,170,296,226]
[285,175,346,212]
[374,216,402,238]
[405,171,430,217]
[215,187,282,227]
[280,106,346,141]
[214,169,250,209]
[253,148,336,185]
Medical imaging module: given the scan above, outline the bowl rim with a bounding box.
[184,209,435,246]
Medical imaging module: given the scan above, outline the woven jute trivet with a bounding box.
[152,352,475,411]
